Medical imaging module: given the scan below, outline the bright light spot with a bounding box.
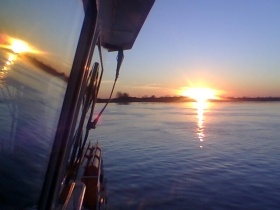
[180,87,220,149]
[183,87,217,103]
[0,35,39,54]
[8,54,17,62]
[10,39,31,53]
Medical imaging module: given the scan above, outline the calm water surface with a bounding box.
[1,57,280,210]
[92,102,280,210]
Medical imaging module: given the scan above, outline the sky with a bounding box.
[0,0,84,73]
[1,0,280,98]
[109,0,280,98]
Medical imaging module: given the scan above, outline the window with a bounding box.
[0,1,84,208]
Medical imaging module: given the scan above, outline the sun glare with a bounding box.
[183,87,217,103]
[0,35,38,54]
[10,39,31,54]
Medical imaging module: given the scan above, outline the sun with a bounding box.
[183,87,217,103]
[10,39,31,54]
[0,35,39,54]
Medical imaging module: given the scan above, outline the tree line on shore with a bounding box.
[96,91,280,103]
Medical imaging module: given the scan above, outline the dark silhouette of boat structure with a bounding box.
[0,0,155,209]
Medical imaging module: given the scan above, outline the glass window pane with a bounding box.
[0,1,84,208]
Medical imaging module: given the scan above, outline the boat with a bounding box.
[0,0,155,209]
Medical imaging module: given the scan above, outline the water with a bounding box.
[1,49,280,209]
[0,50,66,208]
[92,102,280,210]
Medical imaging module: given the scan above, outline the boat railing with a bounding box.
[81,142,104,209]
[58,181,86,210]
[58,142,106,210]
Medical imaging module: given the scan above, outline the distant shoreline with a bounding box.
[23,55,68,82]
[97,96,280,103]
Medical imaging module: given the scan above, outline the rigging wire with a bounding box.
[67,31,101,173]
[69,36,124,179]
[76,39,105,162]
[87,49,124,130]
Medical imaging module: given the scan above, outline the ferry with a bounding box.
[0,0,155,209]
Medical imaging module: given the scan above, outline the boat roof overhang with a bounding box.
[98,0,155,51]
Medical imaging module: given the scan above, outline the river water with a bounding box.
[92,102,280,210]
[1,50,280,209]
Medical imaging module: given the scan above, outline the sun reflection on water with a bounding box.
[182,87,218,148]
[0,52,18,85]
[0,35,39,85]
[193,101,210,148]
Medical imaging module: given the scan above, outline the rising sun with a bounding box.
[183,87,217,103]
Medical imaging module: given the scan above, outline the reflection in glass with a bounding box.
[0,53,16,83]
[0,1,84,208]
[0,36,39,85]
